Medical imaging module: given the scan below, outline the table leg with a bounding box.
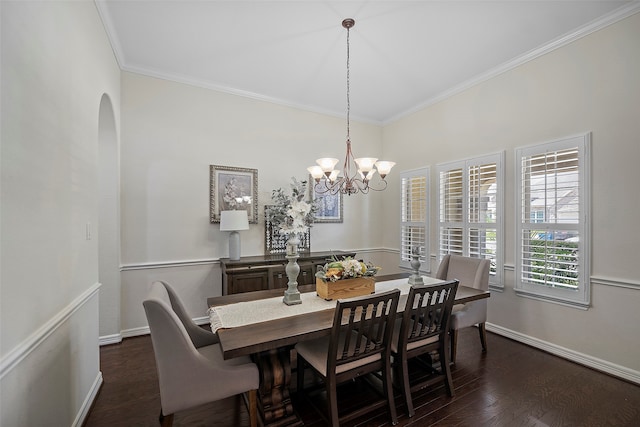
[253,347,302,427]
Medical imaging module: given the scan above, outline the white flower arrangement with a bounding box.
[266,177,317,236]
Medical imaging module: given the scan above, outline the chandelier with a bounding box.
[307,18,394,196]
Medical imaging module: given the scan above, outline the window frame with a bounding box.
[437,152,504,290]
[399,167,430,272]
[515,133,591,309]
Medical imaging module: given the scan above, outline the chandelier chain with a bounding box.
[346,24,350,141]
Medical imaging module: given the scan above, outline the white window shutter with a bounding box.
[516,133,590,308]
[400,167,429,271]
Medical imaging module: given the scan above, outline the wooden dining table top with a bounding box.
[207,273,490,360]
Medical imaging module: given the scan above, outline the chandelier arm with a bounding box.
[363,178,388,192]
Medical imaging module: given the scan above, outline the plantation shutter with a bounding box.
[438,153,503,288]
[468,163,499,277]
[516,134,590,308]
[400,168,429,271]
[439,167,464,257]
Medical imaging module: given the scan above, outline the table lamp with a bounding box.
[220,210,249,261]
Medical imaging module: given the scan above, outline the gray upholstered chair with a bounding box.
[390,280,459,417]
[295,289,400,426]
[143,281,259,427]
[436,255,490,363]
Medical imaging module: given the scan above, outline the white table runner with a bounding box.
[208,276,442,333]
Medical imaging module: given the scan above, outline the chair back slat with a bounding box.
[328,289,400,371]
[400,280,459,350]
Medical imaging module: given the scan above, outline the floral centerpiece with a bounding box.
[316,256,381,282]
[315,256,381,300]
[266,177,317,254]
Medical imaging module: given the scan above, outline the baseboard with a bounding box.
[487,323,640,385]
[99,333,123,346]
[73,371,103,427]
[120,316,211,340]
[121,326,150,339]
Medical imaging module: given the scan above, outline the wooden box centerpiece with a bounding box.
[316,277,375,300]
[314,257,380,301]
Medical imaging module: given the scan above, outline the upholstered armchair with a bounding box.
[436,255,490,363]
[143,281,259,427]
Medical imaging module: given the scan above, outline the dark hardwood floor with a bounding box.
[84,327,640,427]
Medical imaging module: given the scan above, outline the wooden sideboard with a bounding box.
[220,251,356,295]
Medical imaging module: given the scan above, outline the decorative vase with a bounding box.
[286,234,300,256]
[283,234,302,305]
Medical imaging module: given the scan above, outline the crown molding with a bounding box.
[95,1,640,126]
[384,2,640,125]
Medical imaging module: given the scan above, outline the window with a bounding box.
[530,211,545,223]
[515,133,590,308]
[400,167,429,271]
[437,153,504,289]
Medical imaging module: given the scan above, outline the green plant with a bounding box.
[527,239,579,289]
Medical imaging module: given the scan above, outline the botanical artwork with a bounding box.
[309,176,343,223]
[210,165,258,223]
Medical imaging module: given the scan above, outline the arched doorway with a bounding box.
[98,94,121,341]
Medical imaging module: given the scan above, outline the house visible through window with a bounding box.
[399,167,429,271]
[515,133,590,308]
[437,153,504,289]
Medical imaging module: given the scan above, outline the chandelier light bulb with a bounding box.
[307,165,324,182]
[316,158,339,174]
[354,157,378,173]
[375,161,396,178]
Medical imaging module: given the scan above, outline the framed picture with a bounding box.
[309,176,343,223]
[210,165,258,223]
[264,205,311,254]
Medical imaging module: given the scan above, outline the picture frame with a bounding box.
[264,205,311,254]
[210,165,258,223]
[309,176,344,223]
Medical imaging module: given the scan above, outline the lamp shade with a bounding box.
[220,210,249,231]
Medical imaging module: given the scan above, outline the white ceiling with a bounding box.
[96,1,638,124]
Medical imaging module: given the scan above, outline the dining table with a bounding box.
[207,273,490,426]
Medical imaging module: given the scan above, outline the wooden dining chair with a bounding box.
[390,280,459,417]
[295,289,400,426]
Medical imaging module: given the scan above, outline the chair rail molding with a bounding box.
[120,258,220,271]
[591,275,640,290]
[0,282,101,379]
